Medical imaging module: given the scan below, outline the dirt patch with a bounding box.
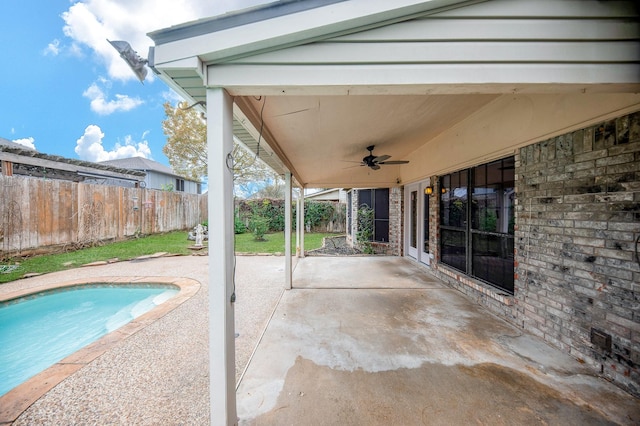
[306,235,364,256]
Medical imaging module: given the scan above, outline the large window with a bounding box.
[440,170,468,272]
[359,188,390,242]
[439,157,515,293]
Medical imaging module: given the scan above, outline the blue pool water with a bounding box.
[0,285,178,397]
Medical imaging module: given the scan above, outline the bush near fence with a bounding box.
[235,198,346,234]
[0,175,207,258]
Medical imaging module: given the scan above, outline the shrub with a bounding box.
[356,204,374,254]
[249,215,269,241]
[236,198,341,233]
[304,201,335,230]
[234,214,245,234]
[241,199,286,232]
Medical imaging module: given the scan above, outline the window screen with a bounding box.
[439,156,515,293]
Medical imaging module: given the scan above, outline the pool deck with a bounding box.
[1,254,639,425]
[1,254,288,425]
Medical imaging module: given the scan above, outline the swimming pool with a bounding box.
[0,284,179,397]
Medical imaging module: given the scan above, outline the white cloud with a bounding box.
[43,39,61,56]
[60,0,271,82]
[13,137,36,150]
[68,42,85,58]
[162,89,187,106]
[75,124,152,162]
[83,80,144,115]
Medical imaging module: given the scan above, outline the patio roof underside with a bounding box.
[150,0,640,189]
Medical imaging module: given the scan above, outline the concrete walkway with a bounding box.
[238,257,640,425]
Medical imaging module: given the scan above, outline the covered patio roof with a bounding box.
[148,0,640,189]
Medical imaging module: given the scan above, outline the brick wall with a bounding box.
[388,187,403,256]
[515,111,640,396]
[347,188,403,255]
[346,189,358,247]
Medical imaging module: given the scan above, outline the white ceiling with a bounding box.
[239,93,498,188]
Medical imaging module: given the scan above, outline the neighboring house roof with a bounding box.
[305,188,345,202]
[0,137,146,183]
[99,157,200,183]
[0,137,36,151]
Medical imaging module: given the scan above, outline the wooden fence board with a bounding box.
[56,181,75,245]
[0,175,207,257]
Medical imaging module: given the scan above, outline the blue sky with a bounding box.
[1,0,269,167]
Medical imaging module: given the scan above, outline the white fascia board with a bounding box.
[151,0,472,65]
[207,63,640,95]
[151,56,204,80]
[154,56,204,76]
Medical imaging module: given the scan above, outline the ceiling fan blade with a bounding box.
[378,160,410,165]
[371,164,381,170]
[373,155,390,163]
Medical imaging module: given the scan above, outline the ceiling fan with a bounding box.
[360,145,409,170]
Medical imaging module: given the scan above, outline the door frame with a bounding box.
[405,183,419,259]
[404,178,431,266]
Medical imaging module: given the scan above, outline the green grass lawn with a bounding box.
[233,231,331,254]
[0,231,336,284]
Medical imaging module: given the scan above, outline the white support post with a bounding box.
[296,190,303,258]
[206,88,237,426]
[285,172,292,290]
[296,195,301,257]
[299,188,305,258]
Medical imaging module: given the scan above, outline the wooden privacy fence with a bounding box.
[0,176,207,257]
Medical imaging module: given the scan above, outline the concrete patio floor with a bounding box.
[238,256,640,425]
[1,254,638,424]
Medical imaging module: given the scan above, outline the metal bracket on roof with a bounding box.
[179,101,206,110]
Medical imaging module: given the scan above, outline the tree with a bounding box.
[161,102,277,190]
[162,101,207,181]
[250,178,286,199]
